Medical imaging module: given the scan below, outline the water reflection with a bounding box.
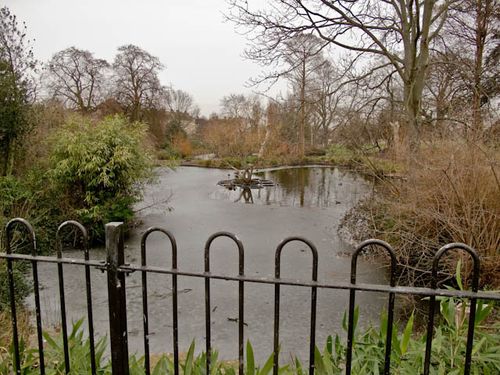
[234,187,254,204]
[213,167,369,208]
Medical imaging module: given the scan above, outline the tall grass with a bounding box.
[370,140,499,288]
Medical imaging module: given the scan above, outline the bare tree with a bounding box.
[158,87,200,144]
[220,93,265,145]
[423,51,468,133]
[284,34,328,156]
[230,26,328,157]
[442,0,499,137]
[309,60,341,147]
[228,0,457,149]
[220,93,251,140]
[258,101,280,157]
[113,44,163,121]
[163,87,199,117]
[46,47,109,112]
[221,93,248,118]
[247,94,264,134]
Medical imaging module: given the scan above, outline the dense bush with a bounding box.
[49,115,152,242]
[0,176,33,223]
[157,138,193,161]
[0,177,34,310]
[0,114,153,312]
[369,140,500,288]
[0,170,74,257]
[0,263,30,312]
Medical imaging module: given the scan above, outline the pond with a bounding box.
[212,166,369,207]
[31,166,390,363]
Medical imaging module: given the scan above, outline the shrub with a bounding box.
[0,263,30,312]
[326,144,358,166]
[0,176,33,225]
[0,178,34,311]
[157,135,193,161]
[48,115,153,242]
[172,135,193,158]
[0,175,44,254]
[369,140,500,288]
[305,148,326,157]
[156,146,179,161]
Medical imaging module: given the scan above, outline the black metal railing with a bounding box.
[1,218,499,375]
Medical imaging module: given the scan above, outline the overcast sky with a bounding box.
[4,0,281,116]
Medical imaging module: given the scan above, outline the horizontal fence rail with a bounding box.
[1,218,499,375]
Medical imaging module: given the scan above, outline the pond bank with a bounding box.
[172,151,405,180]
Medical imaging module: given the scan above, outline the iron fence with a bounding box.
[1,217,499,375]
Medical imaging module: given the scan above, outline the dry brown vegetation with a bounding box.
[200,118,262,158]
[0,310,33,349]
[368,140,499,289]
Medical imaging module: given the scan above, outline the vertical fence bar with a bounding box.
[384,278,396,375]
[81,225,97,375]
[55,221,92,373]
[171,236,179,375]
[31,233,45,375]
[273,237,318,375]
[4,219,26,375]
[5,256,20,374]
[8,218,46,374]
[464,261,480,375]
[141,235,150,375]
[346,239,396,375]
[106,222,129,375]
[424,289,436,371]
[238,252,245,375]
[273,267,280,375]
[55,223,70,374]
[204,232,245,375]
[141,228,179,375]
[346,272,356,375]
[424,243,480,375]
[205,253,211,375]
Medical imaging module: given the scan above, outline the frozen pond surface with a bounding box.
[32,166,391,364]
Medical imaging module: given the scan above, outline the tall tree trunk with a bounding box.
[299,58,306,158]
[472,0,491,138]
[399,0,435,152]
[258,124,271,158]
[323,122,328,148]
[404,82,422,152]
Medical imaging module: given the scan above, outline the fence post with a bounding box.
[106,222,130,375]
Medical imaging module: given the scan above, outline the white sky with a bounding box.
[4,0,281,116]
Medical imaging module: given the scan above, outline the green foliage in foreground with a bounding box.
[1,297,498,375]
[0,263,30,312]
[49,115,153,241]
[0,114,153,258]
